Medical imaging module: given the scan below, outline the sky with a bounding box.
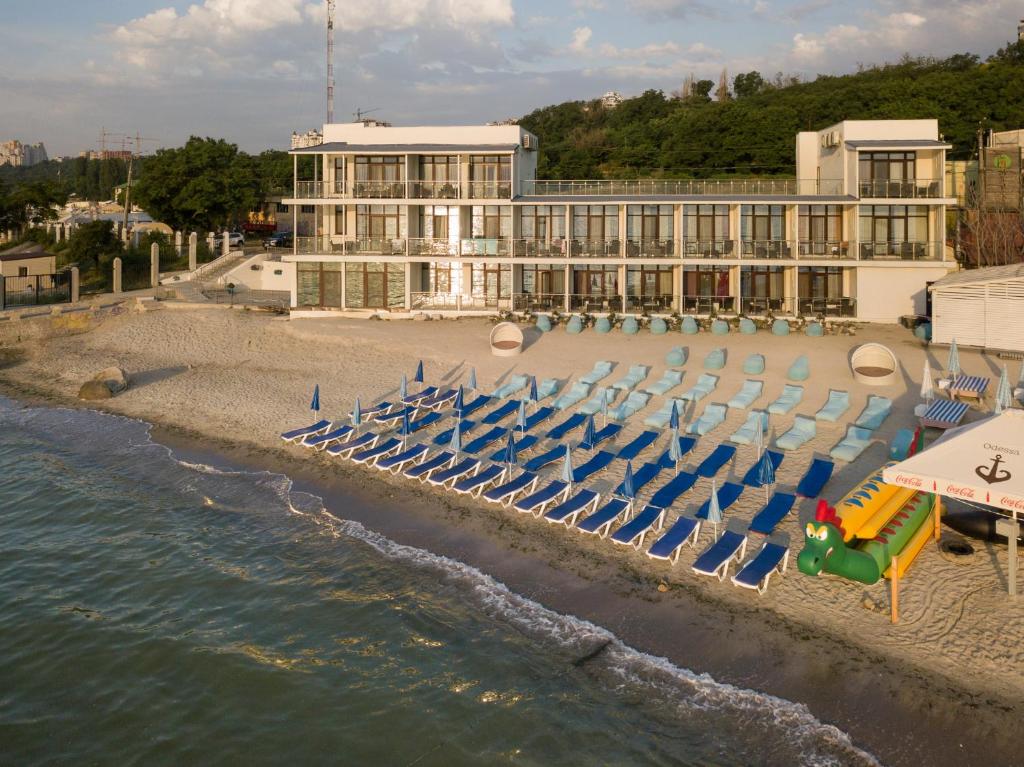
[0,0,1020,156]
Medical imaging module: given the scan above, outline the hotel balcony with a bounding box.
[290,179,512,201]
[681,240,737,258]
[521,178,845,197]
[858,241,943,260]
[797,241,852,259]
[681,294,736,313]
[797,296,857,317]
[512,293,565,312]
[625,238,675,258]
[410,292,497,312]
[294,180,347,199]
[857,179,943,199]
[738,239,794,259]
[624,293,676,313]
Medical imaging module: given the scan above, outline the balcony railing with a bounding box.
[737,296,796,316]
[511,239,569,258]
[681,240,736,258]
[739,239,794,259]
[512,293,564,312]
[797,241,852,259]
[572,239,622,258]
[858,179,943,199]
[408,238,460,257]
[352,180,407,199]
[858,241,943,261]
[624,294,676,313]
[522,178,844,197]
[680,294,736,313]
[410,292,504,311]
[409,181,461,199]
[294,180,346,198]
[569,293,621,312]
[798,297,857,317]
[625,238,675,258]
[460,238,512,257]
[466,181,512,199]
[295,236,407,255]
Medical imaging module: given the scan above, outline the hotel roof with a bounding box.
[291,142,520,154]
[844,139,951,149]
[929,264,1024,289]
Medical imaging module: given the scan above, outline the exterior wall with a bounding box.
[322,122,530,147]
[222,253,295,293]
[853,265,953,322]
[0,256,57,278]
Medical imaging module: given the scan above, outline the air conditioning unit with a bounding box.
[820,132,840,149]
[522,134,536,150]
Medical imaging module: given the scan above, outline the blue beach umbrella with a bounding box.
[669,400,679,431]
[400,407,412,445]
[468,367,478,391]
[669,426,683,467]
[947,339,961,379]
[707,478,723,539]
[995,364,1012,414]
[560,444,574,486]
[399,374,408,401]
[516,399,528,431]
[351,397,362,428]
[528,376,539,408]
[449,418,462,456]
[453,385,465,413]
[757,449,776,502]
[754,413,764,459]
[583,414,596,448]
[310,384,320,417]
[621,460,636,506]
[503,428,519,467]
[414,360,425,384]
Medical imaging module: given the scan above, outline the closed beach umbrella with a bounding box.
[757,449,776,502]
[400,407,412,445]
[453,385,465,413]
[399,374,408,401]
[449,418,462,456]
[503,428,518,467]
[669,426,683,467]
[560,444,574,486]
[516,399,527,431]
[468,367,478,391]
[754,414,764,459]
[310,384,320,418]
[583,414,596,448]
[669,400,679,432]
[995,365,1012,414]
[947,339,960,379]
[414,360,425,384]
[528,376,539,407]
[351,397,362,428]
[622,460,636,504]
[707,479,723,539]
[921,360,934,403]
[601,389,610,425]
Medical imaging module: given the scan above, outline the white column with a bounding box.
[221,230,230,257]
[188,232,198,271]
[150,243,160,287]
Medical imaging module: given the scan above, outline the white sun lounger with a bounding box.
[301,424,353,449]
[577,498,631,538]
[350,437,403,467]
[610,504,667,549]
[647,514,702,564]
[543,489,601,527]
[731,534,790,594]
[579,360,614,386]
[375,443,430,474]
[450,463,508,498]
[426,457,482,488]
[403,450,457,481]
[281,419,331,443]
[692,520,748,580]
[726,380,763,410]
[326,431,380,458]
[482,471,540,506]
[511,480,570,516]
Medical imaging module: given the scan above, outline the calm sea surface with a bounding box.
[0,398,877,766]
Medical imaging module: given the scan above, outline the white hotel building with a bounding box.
[280,119,955,323]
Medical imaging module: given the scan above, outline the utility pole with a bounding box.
[327,0,335,123]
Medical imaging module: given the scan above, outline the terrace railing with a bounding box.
[409,181,461,199]
[511,239,569,258]
[681,239,737,259]
[858,179,943,199]
[797,240,852,259]
[798,296,857,317]
[512,293,564,312]
[568,293,621,312]
[680,294,736,314]
[625,238,675,258]
[624,294,676,313]
[522,178,844,197]
[465,181,512,199]
[737,296,796,316]
[293,180,346,198]
[351,180,407,199]
[858,241,943,261]
[739,239,794,260]
[571,239,621,258]
[408,238,460,258]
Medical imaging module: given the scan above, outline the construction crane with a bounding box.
[326,0,335,123]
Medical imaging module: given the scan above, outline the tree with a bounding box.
[716,68,730,102]
[133,137,259,231]
[733,71,765,99]
[66,220,122,272]
[692,80,714,102]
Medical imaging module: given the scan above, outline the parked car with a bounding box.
[263,231,293,249]
[213,231,245,250]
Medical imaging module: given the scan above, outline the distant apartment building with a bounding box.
[0,140,48,167]
[279,119,955,322]
[79,149,133,162]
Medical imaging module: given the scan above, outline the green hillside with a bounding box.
[518,41,1024,180]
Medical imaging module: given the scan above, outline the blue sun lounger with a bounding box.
[687,403,728,436]
[695,444,737,477]
[767,384,803,415]
[514,406,555,433]
[747,492,796,536]
[350,401,394,422]
[616,430,660,461]
[579,360,614,386]
[458,394,492,418]
[814,390,851,422]
[376,405,418,427]
[611,504,667,549]
[522,444,569,473]
[351,437,403,466]
[742,450,784,487]
[729,410,768,446]
[657,436,698,468]
[552,382,591,411]
[427,457,481,488]
[433,419,477,446]
[402,386,438,406]
[696,482,745,519]
[611,364,650,392]
[463,426,508,454]
[580,387,616,415]
[732,535,790,594]
[829,425,874,462]
[643,369,684,396]
[608,391,651,421]
[483,471,540,506]
[572,450,616,483]
[648,471,699,510]
[419,388,457,411]
[376,443,430,474]
[726,380,763,410]
[680,373,718,403]
[491,375,529,399]
[543,489,601,526]
[451,464,508,498]
[854,395,892,430]
[614,461,663,497]
[796,458,834,498]
[281,419,331,443]
[408,411,444,433]
[644,398,688,429]
[546,412,586,440]
[302,424,353,449]
[513,480,571,516]
[647,514,702,564]
[403,450,456,481]
[326,431,379,458]
[577,498,630,538]
[775,415,817,451]
[487,434,538,461]
[481,400,520,424]
[579,423,622,450]
[692,521,749,580]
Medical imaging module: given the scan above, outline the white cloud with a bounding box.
[572,0,607,9]
[626,0,716,19]
[568,26,593,54]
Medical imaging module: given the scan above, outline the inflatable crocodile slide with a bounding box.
[798,462,935,585]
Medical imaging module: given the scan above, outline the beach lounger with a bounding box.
[611,364,650,392]
[579,423,622,450]
[748,493,796,536]
[433,419,478,446]
[487,434,538,461]
[350,437,403,466]
[463,426,508,454]
[679,373,718,403]
[729,410,768,445]
[537,378,561,400]
[350,401,394,422]
[644,398,688,429]
[281,419,331,443]
[514,406,555,433]
[854,395,892,430]
[775,416,816,452]
[326,431,379,458]
[451,464,508,498]
[418,388,456,411]
[376,405,418,427]
[513,480,571,516]
[692,522,748,580]
[795,458,834,498]
[577,498,631,538]
[686,403,728,436]
[543,489,601,527]
[459,394,492,418]
[579,387,617,416]
[742,354,765,375]
[814,390,851,422]
[608,391,651,422]
[572,450,616,483]
[657,436,698,468]
[408,411,444,433]
[403,450,456,481]
[427,457,483,489]
[376,443,430,474]
[483,471,540,506]
[726,380,763,410]
[918,399,968,430]
[732,535,790,594]
[695,444,737,477]
[949,374,989,401]
[648,471,698,510]
[301,424,353,449]
[522,444,569,473]
[643,370,684,396]
[742,450,784,486]
[546,412,586,440]
[481,400,519,424]
[696,482,745,519]
[614,461,664,497]
[579,360,614,386]
[616,430,660,461]
[647,514,702,564]
[402,386,438,406]
[491,375,529,399]
[611,504,667,549]
[552,382,591,411]
[767,384,803,415]
[829,425,874,462]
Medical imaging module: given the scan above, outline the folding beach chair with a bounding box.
[408,411,444,433]
[647,514,702,564]
[692,520,748,580]
[543,488,601,526]
[747,493,796,536]
[281,419,331,443]
[732,535,790,594]
[611,505,667,549]
[376,406,418,427]
[918,399,969,430]
[512,480,571,516]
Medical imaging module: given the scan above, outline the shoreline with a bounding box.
[2,377,1019,767]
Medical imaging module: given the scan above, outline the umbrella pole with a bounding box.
[1010,512,1018,598]
[891,555,900,624]
[934,495,942,541]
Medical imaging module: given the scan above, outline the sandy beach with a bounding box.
[2,302,1022,766]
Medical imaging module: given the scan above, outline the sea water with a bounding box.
[0,398,878,766]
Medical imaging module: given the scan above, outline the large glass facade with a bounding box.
[354,156,405,197]
[798,204,844,255]
[470,262,511,307]
[345,262,405,308]
[468,155,511,198]
[682,265,731,312]
[683,205,731,256]
[858,205,928,258]
[297,262,343,307]
[740,265,785,313]
[626,264,673,311]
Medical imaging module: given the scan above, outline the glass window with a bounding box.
[683,265,730,297]
[857,205,927,243]
[740,205,784,241]
[798,205,843,242]
[420,206,459,240]
[355,155,404,181]
[470,263,511,305]
[571,265,619,297]
[356,205,407,240]
[626,264,673,296]
[741,265,784,298]
[521,264,565,295]
[419,155,459,182]
[334,205,346,235]
[471,206,511,239]
[858,152,915,182]
[520,205,566,241]
[626,205,673,242]
[683,204,729,242]
[798,266,843,299]
[345,262,404,308]
[572,205,619,240]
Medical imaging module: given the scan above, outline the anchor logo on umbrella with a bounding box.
[975,454,1012,485]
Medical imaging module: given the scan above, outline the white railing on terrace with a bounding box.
[521,178,845,197]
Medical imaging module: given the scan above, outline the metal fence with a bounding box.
[2,271,71,308]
